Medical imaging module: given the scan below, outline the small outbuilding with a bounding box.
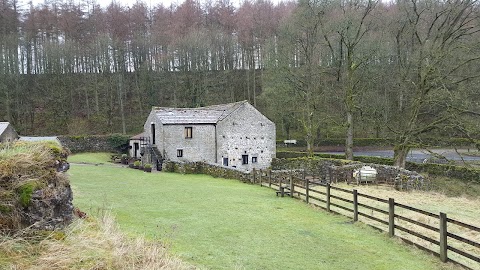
[143,100,276,171]
[129,133,146,159]
[0,122,19,144]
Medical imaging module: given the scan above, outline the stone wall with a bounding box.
[163,160,253,183]
[163,156,429,192]
[23,173,73,230]
[163,124,217,163]
[163,160,310,188]
[58,135,129,153]
[216,102,276,170]
[272,157,429,191]
[0,142,73,232]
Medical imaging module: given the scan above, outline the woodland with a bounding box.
[1,0,480,167]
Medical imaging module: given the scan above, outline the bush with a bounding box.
[107,134,130,152]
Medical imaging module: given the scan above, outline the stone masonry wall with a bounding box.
[163,158,428,192]
[162,124,217,163]
[272,157,429,191]
[58,135,129,153]
[216,102,276,171]
[163,160,252,182]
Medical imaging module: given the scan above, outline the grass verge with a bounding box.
[70,161,460,270]
[0,213,192,270]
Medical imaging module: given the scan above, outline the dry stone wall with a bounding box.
[272,157,429,191]
[58,135,129,153]
[163,160,252,182]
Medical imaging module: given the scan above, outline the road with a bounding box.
[320,149,480,163]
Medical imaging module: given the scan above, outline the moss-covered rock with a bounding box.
[0,142,73,233]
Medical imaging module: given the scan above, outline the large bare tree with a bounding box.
[390,0,480,167]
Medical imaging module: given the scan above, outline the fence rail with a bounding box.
[253,169,480,270]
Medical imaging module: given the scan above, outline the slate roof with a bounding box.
[130,133,146,140]
[153,100,247,124]
[0,122,10,135]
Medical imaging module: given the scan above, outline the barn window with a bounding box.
[242,155,249,165]
[252,156,258,163]
[185,127,192,138]
[177,149,183,157]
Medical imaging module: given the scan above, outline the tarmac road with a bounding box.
[320,149,480,163]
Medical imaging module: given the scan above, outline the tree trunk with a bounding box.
[345,111,354,160]
[345,49,355,161]
[393,145,409,168]
[118,73,126,135]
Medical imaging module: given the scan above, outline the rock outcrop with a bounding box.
[0,142,73,233]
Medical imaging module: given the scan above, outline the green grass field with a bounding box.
[68,152,113,164]
[69,153,458,270]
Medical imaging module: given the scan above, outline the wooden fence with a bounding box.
[251,169,480,270]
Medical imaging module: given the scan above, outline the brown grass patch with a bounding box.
[0,213,194,270]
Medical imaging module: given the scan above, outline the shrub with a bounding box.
[107,134,130,152]
[144,163,152,169]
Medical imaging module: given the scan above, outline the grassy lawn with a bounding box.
[69,155,458,270]
[68,152,114,164]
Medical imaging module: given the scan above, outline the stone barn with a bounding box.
[0,122,19,144]
[143,101,276,171]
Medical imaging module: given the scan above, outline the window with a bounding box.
[177,149,183,157]
[242,155,249,165]
[185,127,192,138]
[252,157,258,163]
[223,157,229,166]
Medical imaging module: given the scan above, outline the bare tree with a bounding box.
[390,0,480,167]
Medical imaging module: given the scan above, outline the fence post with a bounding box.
[353,189,358,222]
[252,168,256,184]
[326,183,331,212]
[268,170,272,188]
[259,169,262,186]
[389,198,395,237]
[306,178,310,204]
[440,212,448,263]
[289,171,294,198]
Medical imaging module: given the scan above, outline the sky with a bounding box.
[27,0,282,9]
[27,0,186,8]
